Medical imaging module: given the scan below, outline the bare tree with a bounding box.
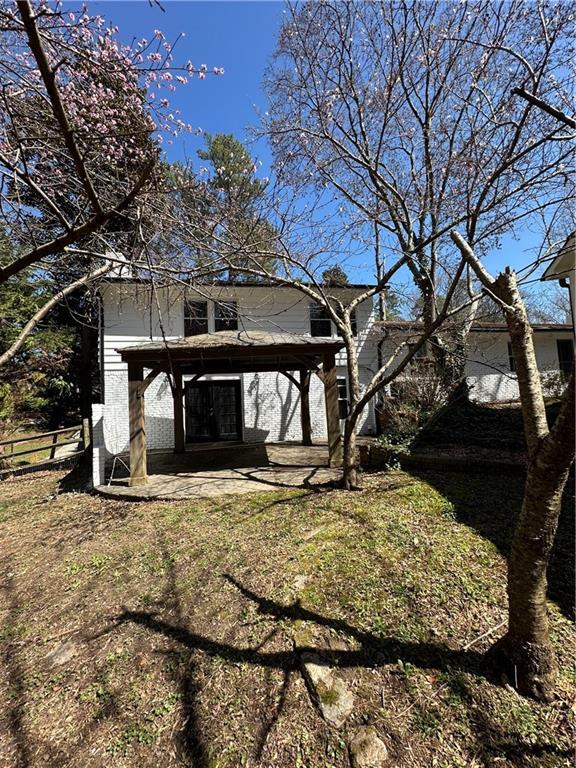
[451,230,574,702]
[263,0,573,345]
[159,170,477,488]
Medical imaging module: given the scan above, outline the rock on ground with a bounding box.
[349,726,388,768]
[300,651,354,728]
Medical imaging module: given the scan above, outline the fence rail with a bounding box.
[0,425,84,476]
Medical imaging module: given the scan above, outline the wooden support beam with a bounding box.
[140,364,163,395]
[300,369,312,446]
[279,370,302,390]
[173,368,185,454]
[322,352,343,467]
[128,362,147,486]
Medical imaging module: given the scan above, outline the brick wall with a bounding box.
[95,367,375,464]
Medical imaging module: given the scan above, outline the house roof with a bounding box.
[375,320,572,333]
[103,276,376,291]
[541,232,575,282]
[117,331,345,373]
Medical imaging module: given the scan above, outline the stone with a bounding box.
[44,639,79,667]
[293,574,308,590]
[300,651,354,727]
[349,726,388,768]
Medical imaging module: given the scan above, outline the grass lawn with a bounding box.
[0,468,573,768]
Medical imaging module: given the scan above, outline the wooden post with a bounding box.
[49,431,58,459]
[173,368,185,453]
[322,352,343,467]
[128,362,147,486]
[299,369,312,446]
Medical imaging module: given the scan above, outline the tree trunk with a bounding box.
[450,234,576,702]
[342,333,362,490]
[488,270,575,701]
[79,315,93,453]
[492,371,574,700]
[342,417,359,490]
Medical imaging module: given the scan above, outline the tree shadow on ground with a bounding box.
[112,574,573,768]
[111,576,491,763]
[115,574,486,680]
[57,451,91,493]
[154,529,210,767]
[406,468,575,621]
[412,398,561,454]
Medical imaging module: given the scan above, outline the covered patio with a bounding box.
[97,442,340,500]
[115,330,345,489]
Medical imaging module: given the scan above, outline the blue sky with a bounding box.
[92,1,283,173]
[85,1,555,292]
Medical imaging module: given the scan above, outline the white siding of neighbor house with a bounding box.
[464,330,573,402]
[93,282,379,475]
[377,329,573,404]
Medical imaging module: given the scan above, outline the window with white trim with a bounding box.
[337,376,349,419]
[184,300,209,336]
[310,303,332,337]
[215,300,238,331]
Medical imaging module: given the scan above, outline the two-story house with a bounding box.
[92,278,378,486]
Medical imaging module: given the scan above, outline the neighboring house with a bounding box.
[92,281,574,486]
[541,232,576,330]
[377,321,574,403]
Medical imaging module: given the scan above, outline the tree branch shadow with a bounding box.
[112,573,490,685]
[1,573,32,768]
[153,528,211,768]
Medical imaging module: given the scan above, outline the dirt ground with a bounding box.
[0,467,574,768]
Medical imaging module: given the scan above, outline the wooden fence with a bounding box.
[0,425,84,477]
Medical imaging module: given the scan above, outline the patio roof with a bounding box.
[117,330,345,373]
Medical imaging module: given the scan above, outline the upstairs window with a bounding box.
[215,301,238,332]
[337,308,358,338]
[507,342,516,372]
[184,300,208,336]
[310,303,332,337]
[337,376,349,419]
[557,339,574,378]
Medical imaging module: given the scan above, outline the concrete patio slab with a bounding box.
[96,443,341,500]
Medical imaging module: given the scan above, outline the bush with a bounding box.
[377,371,452,448]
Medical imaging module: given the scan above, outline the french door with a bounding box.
[184,380,242,442]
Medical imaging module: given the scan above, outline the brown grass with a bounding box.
[0,468,574,768]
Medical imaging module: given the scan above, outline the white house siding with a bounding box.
[95,282,378,468]
[376,327,573,405]
[464,330,573,402]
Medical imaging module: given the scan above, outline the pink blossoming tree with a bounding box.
[0,0,220,367]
